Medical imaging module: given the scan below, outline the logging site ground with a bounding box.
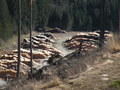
[0,30,120,90]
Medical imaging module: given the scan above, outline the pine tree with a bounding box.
[118,0,120,34]
[6,0,18,34]
[99,0,105,47]
[0,0,119,41]
[0,0,12,40]
[36,0,50,28]
[48,9,61,28]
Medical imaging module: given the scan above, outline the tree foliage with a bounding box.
[0,0,12,40]
[0,0,118,40]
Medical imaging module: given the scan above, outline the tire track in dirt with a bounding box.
[54,32,79,56]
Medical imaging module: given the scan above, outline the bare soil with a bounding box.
[53,31,80,56]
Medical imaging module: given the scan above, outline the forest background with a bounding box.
[0,0,118,41]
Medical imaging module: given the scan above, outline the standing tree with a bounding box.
[29,0,33,74]
[99,0,105,47]
[0,0,12,40]
[118,0,120,34]
[36,0,50,28]
[17,0,21,78]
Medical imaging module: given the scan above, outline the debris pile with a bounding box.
[64,31,112,52]
[0,33,62,79]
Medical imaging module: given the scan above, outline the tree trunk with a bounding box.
[17,0,21,78]
[30,0,33,74]
[99,0,105,48]
[118,0,120,35]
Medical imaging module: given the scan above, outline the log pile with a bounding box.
[21,33,61,56]
[46,27,67,33]
[64,31,112,52]
[0,52,30,78]
[21,33,55,48]
[0,33,62,79]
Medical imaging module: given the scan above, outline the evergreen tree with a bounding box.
[36,0,50,28]
[48,9,61,28]
[118,0,120,33]
[32,1,38,29]
[99,0,105,47]
[61,11,70,30]
[6,0,18,34]
[0,0,119,41]
[0,0,12,40]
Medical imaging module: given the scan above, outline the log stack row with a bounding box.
[0,33,62,79]
[21,33,61,55]
[64,30,112,52]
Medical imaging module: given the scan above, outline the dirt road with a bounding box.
[54,32,79,56]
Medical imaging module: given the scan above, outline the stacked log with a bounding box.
[0,49,48,78]
[0,33,62,79]
[21,33,55,49]
[64,31,112,52]
[0,58,29,78]
[0,69,16,78]
[21,33,61,57]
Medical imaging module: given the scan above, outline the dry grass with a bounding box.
[25,77,69,90]
[0,31,38,53]
[42,77,62,89]
[9,77,63,90]
[0,35,18,52]
[106,35,120,53]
